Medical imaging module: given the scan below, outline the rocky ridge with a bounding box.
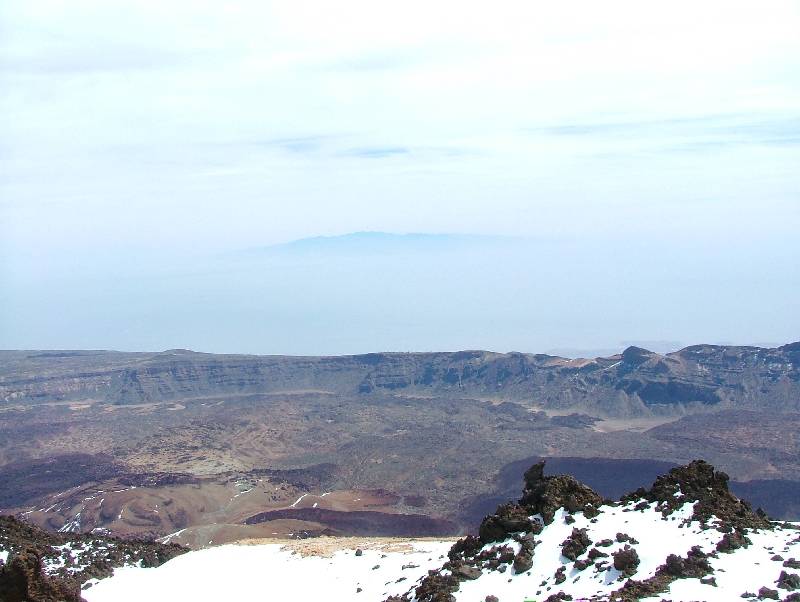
[0,515,187,602]
[2,342,799,417]
[385,460,800,602]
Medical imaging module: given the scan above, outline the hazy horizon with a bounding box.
[2,230,796,356]
[2,1,798,354]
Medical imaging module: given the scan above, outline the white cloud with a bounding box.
[0,0,798,351]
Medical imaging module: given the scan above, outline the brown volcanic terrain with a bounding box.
[0,342,798,546]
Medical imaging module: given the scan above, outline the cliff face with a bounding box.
[1,343,798,417]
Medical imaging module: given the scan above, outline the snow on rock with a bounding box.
[447,502,715,602]
[0,515,187,598]
[386,460,800,602]
[643,523,800,602]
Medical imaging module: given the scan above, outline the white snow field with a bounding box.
[82,539,453,602]
[79,500,800,602]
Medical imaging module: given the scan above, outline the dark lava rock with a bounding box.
[494,546,515,565]
[777,570,800,591]
[0,514,187,599]
[784,593,800,602]
[560,528,592,561]
[785,558,800,569]
[485,596,499,602]
[478,503,537,544]
[663,546,712,578]
[544,592,573,602]
[0,549,83,602]
[758,586,780,599]
[448,535,482,562]
[518,461,604,525]
[355,548,363,556]
[622,460,770,530]
[717,529,752,553]
[413,571,460,602]
[400,460,777,602]
[612,547,640,577]
[608,575,672,601]
[512,550,533,574]
[451,564,481,580]
[608,546,712,601]
[615,533,638,545]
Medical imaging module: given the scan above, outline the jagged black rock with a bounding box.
[387,459,784,602]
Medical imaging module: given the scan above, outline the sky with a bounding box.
[1,0,799,354]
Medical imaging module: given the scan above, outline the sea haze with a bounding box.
[0,231,795,355]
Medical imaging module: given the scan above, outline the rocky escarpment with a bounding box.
[0,515,187,602]
[386,460,800,602]
[2,341,799,417]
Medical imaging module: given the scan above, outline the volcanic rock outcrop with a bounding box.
[0,515,187,602]
[478,461,604,546]
[622,459,770,530]
[386,459,798,602]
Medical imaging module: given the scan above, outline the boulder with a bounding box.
[512,550,533,574]
[612,547,640,577]
[479,504,535,543]
[777,571,800,591]
[451,564,482,580]
[560,528,592,561]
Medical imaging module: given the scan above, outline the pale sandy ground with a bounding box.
[237,535,460,556]
[590,416,678,432]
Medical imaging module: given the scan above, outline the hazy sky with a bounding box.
[1,1,799,354]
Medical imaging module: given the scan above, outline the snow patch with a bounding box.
[83,541,454,602]
[289,493,309,508]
